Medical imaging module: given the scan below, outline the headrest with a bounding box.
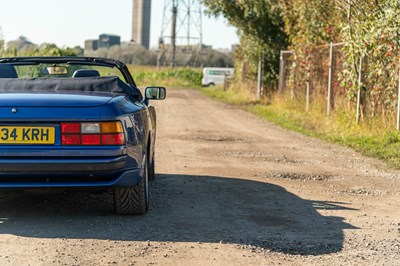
[0,64,18,78]
[72,69,100,78]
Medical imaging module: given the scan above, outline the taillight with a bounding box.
[101,133,125,145]
[61,121,125,146]
[61,123,80,134]
[81,134,101,145]
[62,135,80,145]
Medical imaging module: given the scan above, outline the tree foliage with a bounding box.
[85,44,233,67]
[338,1,400,114]
[202,0,287,88]
[0,27,4,53]
[283,0,341,47]
[202,0,400,115]
[0,36,82,57]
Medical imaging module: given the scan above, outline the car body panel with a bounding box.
[0,92,115,107]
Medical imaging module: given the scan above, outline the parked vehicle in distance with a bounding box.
[201,67,234,87]
[0,56,166,215]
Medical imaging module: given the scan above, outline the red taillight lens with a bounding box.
[61,123,80,133]
[81,134,101,145]
[62,134,81,145]
[101,133,125,145]
[61,122,125,146]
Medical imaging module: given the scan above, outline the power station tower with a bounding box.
[160,0,203,66]
[132,0,152,49]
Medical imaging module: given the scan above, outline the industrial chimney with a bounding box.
[132,0,152,49]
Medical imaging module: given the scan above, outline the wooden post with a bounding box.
[327,42,333,116]
[278,51,284,94]
[257,56,263,99]
[306,63,310,113]
[397,60,400,130]
[356,56,363,125]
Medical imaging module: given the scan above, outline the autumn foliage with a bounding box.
[202,0,400,115]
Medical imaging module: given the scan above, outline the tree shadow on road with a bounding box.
[0,174,357,255]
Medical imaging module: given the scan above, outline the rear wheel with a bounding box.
[114,160,149,215]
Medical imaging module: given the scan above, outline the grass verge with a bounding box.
[200,85,400,169]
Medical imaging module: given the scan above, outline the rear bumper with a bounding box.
[0,156,126,172]
[0,169,142,189]
[0,156,144,189]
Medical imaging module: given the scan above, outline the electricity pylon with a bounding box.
[160,0,203,66]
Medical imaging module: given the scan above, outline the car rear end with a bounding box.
[0,57,163,215]
[0,94,143,190]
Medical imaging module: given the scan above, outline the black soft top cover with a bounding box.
[0,76,134,95]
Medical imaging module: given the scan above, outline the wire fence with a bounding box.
[278,43,400,129]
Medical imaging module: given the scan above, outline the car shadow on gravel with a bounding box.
[0,174,357,256]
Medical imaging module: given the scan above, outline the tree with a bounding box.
[6,36,34,51]
[0,27,4,55]
[337,0,400,115]
[202,0,287,89]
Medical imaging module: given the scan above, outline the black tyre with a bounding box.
[149,155,155,181]
[114,160,149,215]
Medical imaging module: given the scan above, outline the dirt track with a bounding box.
[1,88,400,265]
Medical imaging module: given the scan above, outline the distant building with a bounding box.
[98,34,121,48]
[84,34,121,51]
[84,39,99,51]
[132,0,151,49]
[201,44,213,50]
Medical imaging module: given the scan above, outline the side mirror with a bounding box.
[145,87,166,100]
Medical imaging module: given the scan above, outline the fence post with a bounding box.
[278,51,284,93]
[257,56,263,99]
[327,42,333,116]
[306,61,311,113]
[397,60,400,130]
[356,56,363,125]
[291,53,297,100]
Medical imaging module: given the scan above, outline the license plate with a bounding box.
[0,126,55,144]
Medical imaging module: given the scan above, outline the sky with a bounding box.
[0,0,239,50]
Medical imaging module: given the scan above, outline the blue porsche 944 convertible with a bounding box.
[0,57,166,215]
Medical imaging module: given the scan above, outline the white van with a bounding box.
[201,67,234,86]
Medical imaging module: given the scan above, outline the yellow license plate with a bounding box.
[0,126,55,144]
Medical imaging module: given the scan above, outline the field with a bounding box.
[127,65,202,89]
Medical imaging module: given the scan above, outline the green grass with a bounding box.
[202,85,252,105]
[200,85,400,169]
[127,65,202,89]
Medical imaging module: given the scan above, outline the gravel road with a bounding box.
[0,88,400,265]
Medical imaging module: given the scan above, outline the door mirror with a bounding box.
[145,87,166,100]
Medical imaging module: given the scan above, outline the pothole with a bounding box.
[330,188,391,196]
[202,136,255,143]
[261,172,336,181]
[218,151,303,164]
